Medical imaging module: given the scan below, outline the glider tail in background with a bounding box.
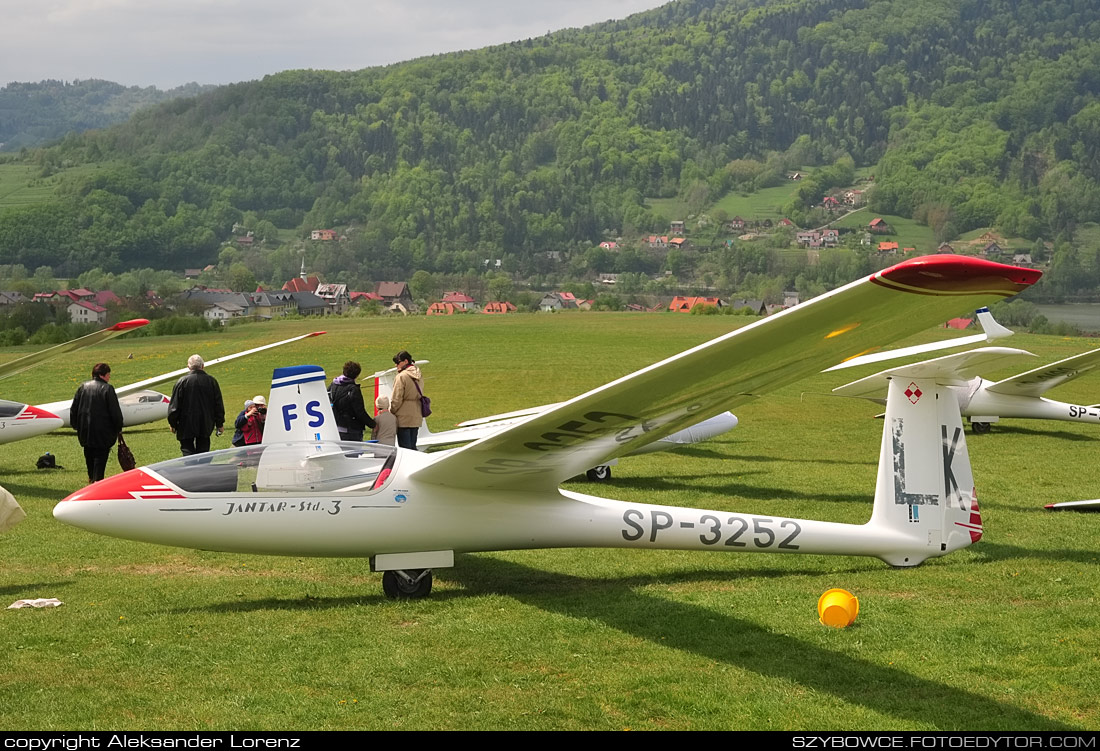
[868,375,982,565]
[262,365,341,443]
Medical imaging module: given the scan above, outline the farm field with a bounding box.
[0,162,107,209]
[1,312,1099,730]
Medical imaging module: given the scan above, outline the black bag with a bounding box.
[117,432,136,472]
[414,380,432,418]
[36,452,61,469]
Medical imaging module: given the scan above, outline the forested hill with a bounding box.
[0,79,215,152]
[4,0,1100,284]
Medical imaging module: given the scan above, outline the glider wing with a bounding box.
[832,347,1037,401]
[113,331,326,398]
[409,256,1039,492]
[984,347,1100,398]
[0,319,148,382]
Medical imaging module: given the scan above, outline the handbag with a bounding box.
[414,379,432,418]
[117,432,136,472]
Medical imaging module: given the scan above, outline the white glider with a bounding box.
[833,343,1100,433]
[54,256,1039,598]
[0,327,326,447]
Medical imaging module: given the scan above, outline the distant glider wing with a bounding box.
[113,331,326,398]
[0,319,148,382]
[409,256,1039,492]
[984,347,1100,398]
[832,347,1037,401]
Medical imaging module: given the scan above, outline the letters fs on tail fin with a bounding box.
[262,366,340,443]
[868,376,982,566]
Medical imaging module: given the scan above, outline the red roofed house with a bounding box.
[94,290,123,307]
[68,300,108,325]
[869,217,892,233]
[310,229,338,241]
[945,317,974,330]
[441,291,478,311]
[426,302,465,316]
[482,301,517,314]
[877,241,899,253]
[668,296,724,313]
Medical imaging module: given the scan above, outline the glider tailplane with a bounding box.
[869,376,982,566]
[262,366,341,443]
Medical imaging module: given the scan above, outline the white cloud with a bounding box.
[1,1,667,89]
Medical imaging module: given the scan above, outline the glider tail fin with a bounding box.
[975,306,1013,340]
[262,365,341,443]
[869,376,982,566]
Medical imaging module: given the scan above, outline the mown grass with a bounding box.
[1,313,1099,730]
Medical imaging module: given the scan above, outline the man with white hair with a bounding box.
[167,353,225,456]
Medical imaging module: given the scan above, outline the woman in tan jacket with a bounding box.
[389,350,423,450]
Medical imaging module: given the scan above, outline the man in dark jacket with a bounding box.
[71,362,124,482]
[329,361,376,442]
[167,354,225,456]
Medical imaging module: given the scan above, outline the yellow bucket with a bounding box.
[818,588,859,628]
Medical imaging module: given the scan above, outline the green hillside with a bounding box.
[2,0,1100,300]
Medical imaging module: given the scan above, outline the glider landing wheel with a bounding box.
[586,465,612,482]
[971,421,992,434]
[382,569,433,599]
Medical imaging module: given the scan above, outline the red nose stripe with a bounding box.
[61,469,184,502]
[16,405,60,420]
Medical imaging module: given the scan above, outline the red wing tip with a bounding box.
[308,331,327,337]
[110,319,151,331]
[1044,504,1056,510]
[876,254,1042,291]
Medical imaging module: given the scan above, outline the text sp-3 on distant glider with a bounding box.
[0,323,326,447]
[55,256,1040,598]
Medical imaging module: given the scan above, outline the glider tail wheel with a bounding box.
[971,421,992,434]
[382,569,433,599]
[586,465,612,482]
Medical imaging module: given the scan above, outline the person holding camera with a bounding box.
[241,395,267,445]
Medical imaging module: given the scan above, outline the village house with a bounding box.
[440,291,479,312]
[310,229,338,241]
[728,299,767,315]
[598,241,618,250]
[68,300,108,325]
[869,217,892,234]
[204,301,246,324]
[647,235,669,249]
[375,282,414,314]
[426,302,466,316]
[670,221,685,234]
[668,296,724,313]
[482,301,517,315]
[539,292,579,312]
[315,283,351,314]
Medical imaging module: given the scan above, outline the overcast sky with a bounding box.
[1,1,669,90]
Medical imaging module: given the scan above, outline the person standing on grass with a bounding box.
[167,354,225,456]
[328,361,376,442]
[389,350,423,450]
[372,395,397,446]
[71,362,124,483]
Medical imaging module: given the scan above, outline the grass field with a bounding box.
[2,313,1099,730]
[0,162,108,210]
